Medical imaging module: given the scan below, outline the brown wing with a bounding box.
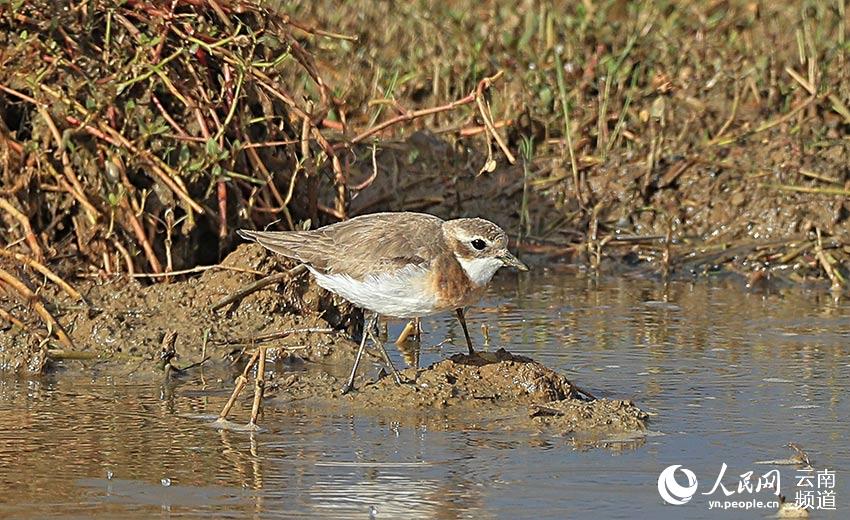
[237,228,334,269]
[238,212,446,279]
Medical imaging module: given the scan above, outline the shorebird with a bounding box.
[239,212,528,393]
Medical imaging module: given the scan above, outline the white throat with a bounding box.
[455,255,503,287]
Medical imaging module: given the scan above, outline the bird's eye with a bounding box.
[471,238,486,251]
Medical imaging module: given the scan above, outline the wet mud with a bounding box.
[264,349,647,438]
[1,243,647,438]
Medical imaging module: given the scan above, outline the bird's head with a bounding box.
[442,218,528,286]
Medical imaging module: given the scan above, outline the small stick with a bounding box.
[211,266,305,311]
[0,249,83,301]
[457,119,513,136]
[37,106,100,221]
[0,267,75,350]
[122,203,162,274]
[343,72,504,147]
[799,168,841,185]
[220,327,333,346]
[761,183,850,197]
[475,93,516,164]
[112,238,136,275]
[201,328,210,366]
[815,228,843,291]
[218,349,260,421]
[248,347,267,428]
[0,84,39,105]
[0,307,27,330]
[570,382,598,401]
[151,93,189,137]
[217,181,228,241]
[662,218,673,278]
[0,199,43,259]
[132,264,264,279]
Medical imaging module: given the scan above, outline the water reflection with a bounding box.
[0,271,848,518]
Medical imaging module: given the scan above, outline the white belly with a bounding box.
[308,265,437,318]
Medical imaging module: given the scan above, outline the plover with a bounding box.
[239,211,527,393]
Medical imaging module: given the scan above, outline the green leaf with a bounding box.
[178,144,190,165]
[188,158,205,172]
[205,139,219,156]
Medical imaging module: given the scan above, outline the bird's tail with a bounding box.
[237,229,326,268]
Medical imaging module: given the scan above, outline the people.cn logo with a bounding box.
[657,465,699,505]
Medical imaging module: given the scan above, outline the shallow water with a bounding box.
[0,270,847,518]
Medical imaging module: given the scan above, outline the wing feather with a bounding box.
[238,212,446,279]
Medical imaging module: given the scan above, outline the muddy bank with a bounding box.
[0,244,359,373]
[1,243,646,438]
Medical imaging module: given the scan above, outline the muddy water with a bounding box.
[1,271,848,518]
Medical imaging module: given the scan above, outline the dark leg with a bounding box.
[366,319,402,385]
[341,313,378,394]
[455,308,475,356]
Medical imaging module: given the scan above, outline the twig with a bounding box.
[475,91,516,164]
[343,72,505,147]
[457,119,513,136]
[761,183,850,197]
[0,307,28,330]
[0,249,83,301]
[0,267,75,349]
[151,93,189,137]
[712,95,820,146]
[815,228,843,291]
[798,168,841,185]
[349,143,379,191]
[249,346,267,428]
[710,80,742,142]
[217,349,260,421]
[0,84,40,105]
[131,264,265,278]
[122,201,162,274]
[0,199,43,259]
[37,107,100,221]
[211,265,306,311]
[219,327,334,346]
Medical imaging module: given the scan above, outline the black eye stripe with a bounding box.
[471,239,486,250]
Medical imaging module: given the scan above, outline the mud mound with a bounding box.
[0,244,361,374]
[266,349,648,437]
